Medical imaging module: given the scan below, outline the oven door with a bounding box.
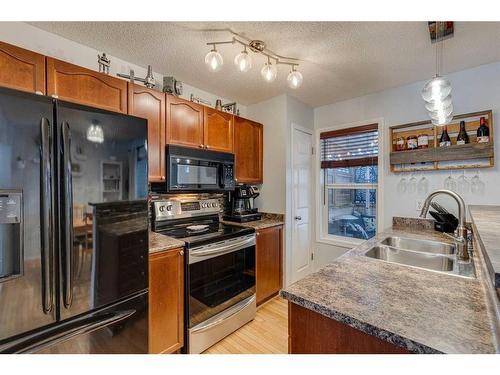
[188,235,256,328]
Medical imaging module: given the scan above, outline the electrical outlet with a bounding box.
[416,200,424,211]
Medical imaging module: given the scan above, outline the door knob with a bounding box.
[295,216,302,221]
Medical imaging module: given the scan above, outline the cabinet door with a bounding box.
[46,57,127,113]
[128,84,166,182]
[203,107,234,153]
[166,95,204,149]
[234,117,263,183]
[0,41,45,94]
[149,247,184,354]
[256,225,283,305]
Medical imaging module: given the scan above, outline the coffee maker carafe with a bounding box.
[224,185,262,222]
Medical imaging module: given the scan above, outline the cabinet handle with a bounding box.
[205,145,209,149]
[179,250,184,256]
[199,144,204,148]
[161,176,165,180]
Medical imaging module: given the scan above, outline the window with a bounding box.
[320,124,378,242]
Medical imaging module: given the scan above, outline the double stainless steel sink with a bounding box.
[364,236,475,278]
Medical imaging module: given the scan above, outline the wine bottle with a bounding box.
[456,121,470,145]
[439,126,451,147]
[477,117,490,143]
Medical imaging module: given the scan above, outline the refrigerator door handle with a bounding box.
[61,121,74,308]
[40,117,54,314]
[0,309,136,354]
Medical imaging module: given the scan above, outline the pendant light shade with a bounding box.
[425,95,452,112]
[421,76,452,103]
[234,47,252,72]
[205,46,223,72]
[287,67,303,89]
[261,59,277,82]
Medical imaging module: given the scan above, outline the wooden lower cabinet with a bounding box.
[288,303,410,354]
[149,247,184,354]
[0,40,45,94]
[256,225,283,305]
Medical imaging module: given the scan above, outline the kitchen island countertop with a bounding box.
[281,227,500,354]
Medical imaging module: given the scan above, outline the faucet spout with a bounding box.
[419,189,469,261]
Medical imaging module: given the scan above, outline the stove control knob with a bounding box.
[212,203,218,208]
[166,205,173,211]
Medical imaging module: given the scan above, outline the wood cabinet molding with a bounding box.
[128,84,166,182]
[256,225,283,305]
[203,107,234,153]
[0,40,45,94]
[46,57,127,113]
[166,94,204,149]
[234,116,263,184]
[149,247,184,354]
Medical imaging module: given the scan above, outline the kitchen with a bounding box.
[1,5,500,371]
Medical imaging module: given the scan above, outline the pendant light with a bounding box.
[261,57,277,82]
[234,46,252,73]
[422,22,453,126]
[205,44,223,72]
[287,66,303,89]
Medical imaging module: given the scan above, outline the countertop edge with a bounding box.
[148,231,185,255]
[280,290,441,354]
[469,206,500,289]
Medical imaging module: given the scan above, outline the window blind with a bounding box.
[320,124,378,168]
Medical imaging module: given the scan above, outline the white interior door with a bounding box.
[290,127,313,283]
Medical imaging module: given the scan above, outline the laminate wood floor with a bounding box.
[203,297,288,354]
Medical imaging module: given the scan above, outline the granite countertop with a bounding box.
[221,213,284,230]
[469,205,500,289]
[281,227,500,354]
[149,231,185,254]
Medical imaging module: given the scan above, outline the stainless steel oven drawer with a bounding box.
[188,294,256,354]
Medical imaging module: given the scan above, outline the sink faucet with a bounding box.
[419,189,469,262]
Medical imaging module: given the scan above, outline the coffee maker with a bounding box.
[224,185,262,222]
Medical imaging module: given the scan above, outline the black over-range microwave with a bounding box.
[151,145,236,193]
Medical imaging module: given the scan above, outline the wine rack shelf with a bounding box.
[390,109,494,172]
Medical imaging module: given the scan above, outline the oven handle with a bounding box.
[190,295,256,334]
[189,235,255,261]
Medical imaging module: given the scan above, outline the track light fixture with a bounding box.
[204,36,302,88]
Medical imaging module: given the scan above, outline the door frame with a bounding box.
[285,123,314,286]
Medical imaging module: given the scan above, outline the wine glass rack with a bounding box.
[389,109,494,172]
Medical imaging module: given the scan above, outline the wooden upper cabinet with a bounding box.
[234,117,263,183]
[0,41,45,94]
[166,95,204,149]
[203,107,234,153]
[128,84,166,182]
[149,247,184,354]
[256,225,283,305]
[46,57,127,113]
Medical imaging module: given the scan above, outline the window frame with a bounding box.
[315,119,385,248]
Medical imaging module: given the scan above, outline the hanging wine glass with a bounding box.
[444,171,456,192]
[418,174,429,195]
[397,176,407,194]
[408,173,417,194]
[471,169,485,195]
[457,170,470,194]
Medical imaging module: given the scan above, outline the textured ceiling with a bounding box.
[30,22,500,107]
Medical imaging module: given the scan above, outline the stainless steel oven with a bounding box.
[187,234,256,354]
[152,145,235,193]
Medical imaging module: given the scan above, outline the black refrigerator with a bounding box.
[0,87,149,353]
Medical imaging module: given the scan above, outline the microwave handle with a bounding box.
[219,164,227,188]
